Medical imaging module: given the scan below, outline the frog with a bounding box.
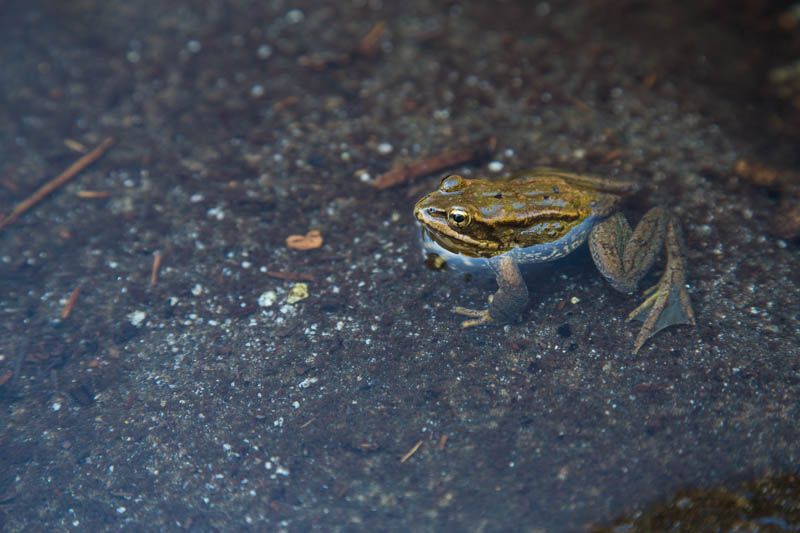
[413,168,695,353]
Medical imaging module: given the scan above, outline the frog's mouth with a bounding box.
[418,225,505,259]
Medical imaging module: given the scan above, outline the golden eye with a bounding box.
[440,174,462,192]
[447,207,471,228]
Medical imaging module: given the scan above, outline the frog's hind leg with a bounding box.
[589,208,695,353]
[625,216,696,352]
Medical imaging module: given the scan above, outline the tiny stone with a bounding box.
[128,310,147,327]
[286,283,309,304]
[258,291,277,307]
[257,44,272,59]
[286,9,305,23]
[187,40,202,53]
[251,84,265,97]
[377,142,393,155]
[207,206,225,220]
[488,161,504,172]
[298,377,318,388]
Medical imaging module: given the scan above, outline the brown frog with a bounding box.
[413,169,695,353]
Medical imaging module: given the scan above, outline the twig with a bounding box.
[735,159,796,189]
[76,190,111,198]
[150,252,164,286]
[400,439,423,463]
[64,139,87,153]
[735,159,800,239]
[300,21,387,69]
[266,270,315,281]
[0,137,115,232]
[61,286,82,319]
[600,148,622,163]
[357,21,386,56]
[373,140,493,190]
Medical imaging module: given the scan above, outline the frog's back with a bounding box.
[502,169,638,264]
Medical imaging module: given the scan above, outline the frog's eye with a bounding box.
[440,174,463,192]
[447,207,471,228]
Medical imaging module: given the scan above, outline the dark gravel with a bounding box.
[1,1,799,532]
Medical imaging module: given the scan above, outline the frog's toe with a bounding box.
[626,273,695,353]
[452,306,493,327]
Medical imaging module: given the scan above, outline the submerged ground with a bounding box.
[1,1,799,531]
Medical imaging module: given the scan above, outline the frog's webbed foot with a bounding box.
[589,209,695,353]
[452,305,494,327]
[626,219,695,352]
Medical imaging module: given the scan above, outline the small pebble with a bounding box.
[377,142,393,155]
[298,377,318,388]
[258,290,277,307]
[186,40,202,53]
[128,310,147,327]
[488,161,504,172]
[286,9,305,23]
[207,206,225,220]
[257,44,272,59]
[286,283,309,304]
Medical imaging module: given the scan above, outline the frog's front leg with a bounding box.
[589,207,695,352]
[453,254,529,327]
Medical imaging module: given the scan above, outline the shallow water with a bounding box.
[1,1,799,531]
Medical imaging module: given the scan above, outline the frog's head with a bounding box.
[413,174,513,258]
